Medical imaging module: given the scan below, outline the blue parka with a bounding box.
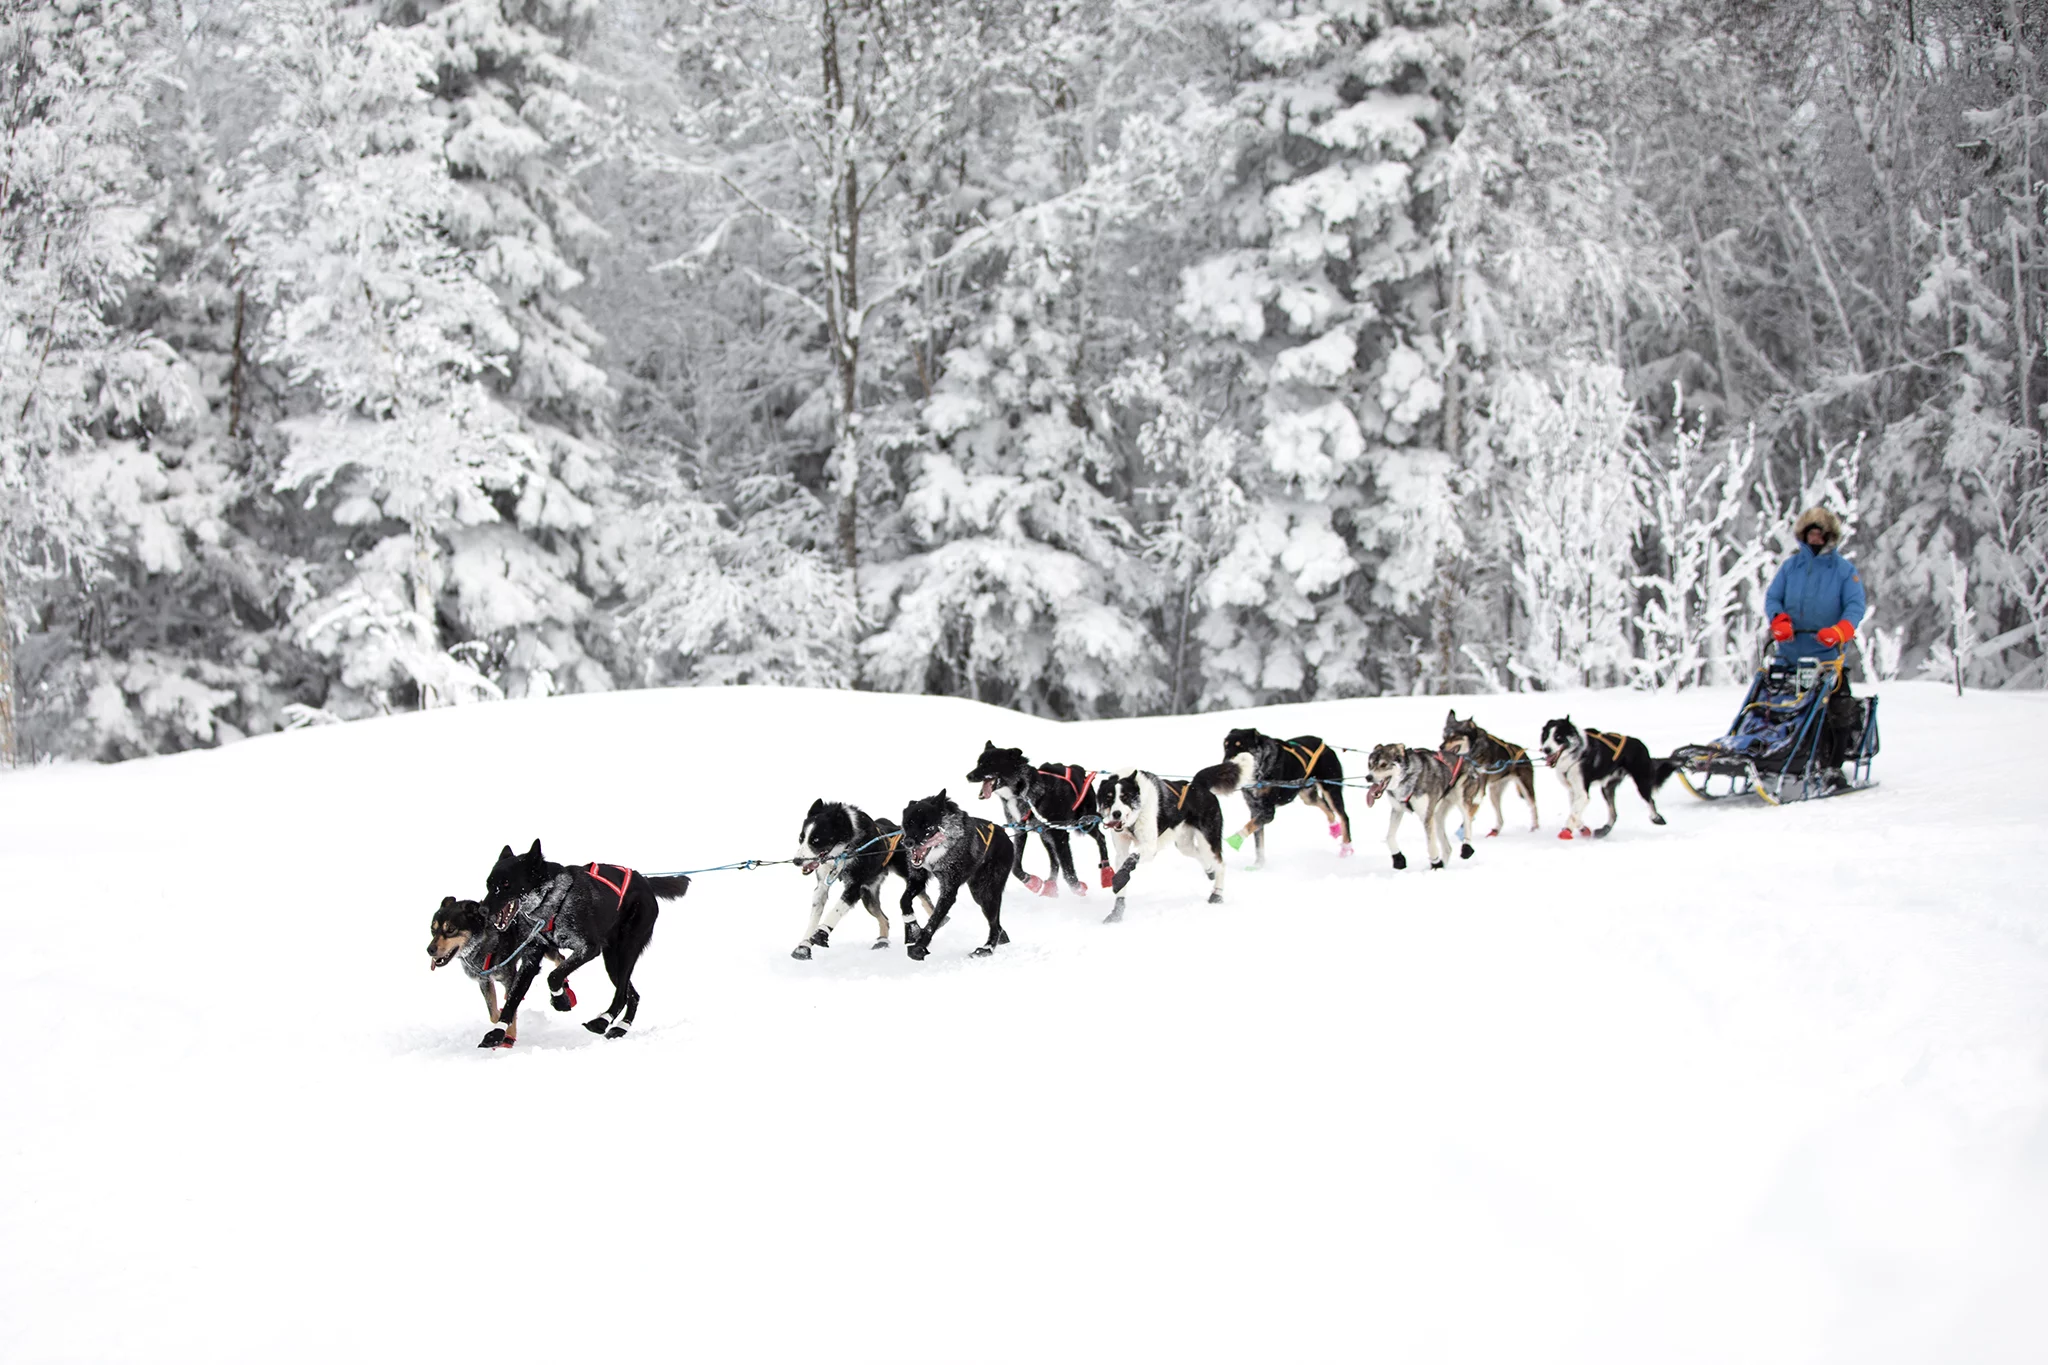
[1765,543,1867,663]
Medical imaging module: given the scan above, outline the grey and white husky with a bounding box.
[1440,710,1540,837]
[1361,743,1479,870]
[1096,770,1227,924]
[791,799,931,960]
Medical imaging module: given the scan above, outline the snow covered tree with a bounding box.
[1177,0,1464,704]
[0,0,199,762]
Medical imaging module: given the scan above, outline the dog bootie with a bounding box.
[1338,843,1355,858]
[1328,822,1344,840]
[1025,874,1046,895]
[1099,865,1114,888]
[1225,833,1244,851]
[1558,829,1574,840]
[1040,878,1059,898]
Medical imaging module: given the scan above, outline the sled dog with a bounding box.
[466,840,689,1047]
[1197,728,1353,866]
[965,742,1113,895]
[427,895,567,1040]
[1537,717,1676,839]
[1361,743,1479,870]
[791,800,932,960]
[899,790,1014,959]
[1439,711,1540,837]
[1096,770,1227,924]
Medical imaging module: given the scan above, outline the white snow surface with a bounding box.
[4,682,2047,1363]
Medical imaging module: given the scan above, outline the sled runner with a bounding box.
[1666,657,1879,805]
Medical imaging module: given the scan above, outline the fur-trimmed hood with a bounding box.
[1793,505,1842,545]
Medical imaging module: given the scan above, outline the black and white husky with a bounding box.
[899,790,1014,959]
[1096,770,1227,924]
[1537,716,1676,840]
[791,800,931,960]
[964,742,1112,896]
[1440,711,1540,837]
[1361,743,1478,870]
[1198,728,1353,866]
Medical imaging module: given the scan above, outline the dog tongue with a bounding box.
[978,778,995,800]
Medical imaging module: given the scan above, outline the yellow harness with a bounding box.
[1586,729,1629,761]
[1280,739,1328,779]
[975,822,996,851]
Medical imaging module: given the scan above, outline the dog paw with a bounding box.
[1391,852,1407,869]
[997,928,1011,945]
[549,985,577,1010]
[808,929,830,946]
[1486,829,1500,838]
[1593,826,1612,839]
[1207,892,1223,904]
[583,1017,611,1035]
[1460,844,1474,860]
[604,1026,629,1040]
[1429,860,1444,870]
[907,944,929,961]
[790,943,812,960]
[478,1029,513,1049]
[870,938,889,950]
[1337,844,1354,858]
[1104,899,1126,924]
[971,945,994,957]
[1651,813,1667,826]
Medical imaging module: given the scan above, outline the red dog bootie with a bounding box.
[1100,865,1114,888]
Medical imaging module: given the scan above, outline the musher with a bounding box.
[1764,505,1867,788]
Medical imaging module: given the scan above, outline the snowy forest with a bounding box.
[3,0,2045,763]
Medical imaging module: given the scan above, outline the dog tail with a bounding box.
[1195,759,1244,796]
[642,874,693,900]
[1651,759,1678,791]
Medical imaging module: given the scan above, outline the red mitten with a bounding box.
[1816,620,1856,648]
[1770,613,1794,642]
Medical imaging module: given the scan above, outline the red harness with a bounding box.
[1038,765,1097,816]
[586,862,635,909]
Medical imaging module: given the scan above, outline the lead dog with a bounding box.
[1537,717,1676,839]
[1199,728,1353,866]
[791,799,931,960]
[427,895,566,1042]
[1361,743,1478,870]
[476,840,690,1046]
[899,790,1013,959]
[1097,770,1227,924]
[964,742,1112,895]
[1440,710,1540,837]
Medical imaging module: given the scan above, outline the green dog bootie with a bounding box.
[1225,833,1244,851]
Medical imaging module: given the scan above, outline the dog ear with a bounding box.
[499,844,514,861]
[440,895,457,909]
[527,838,543,859]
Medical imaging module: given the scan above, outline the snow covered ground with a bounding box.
[3,681,2047,1363]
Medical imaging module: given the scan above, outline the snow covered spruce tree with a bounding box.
[0,0,208,762]
[1176,0,1463,705]
[231,0,621,719]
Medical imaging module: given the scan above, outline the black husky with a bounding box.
[899,790,1013,959]
[1097,770,1227,924]
[1440,710,1540,837]
[1198,728,1352,866]
[791,800,930,960]
[1537,718,1676,840]
[472,840,689,1046]
[965,742,1113,896]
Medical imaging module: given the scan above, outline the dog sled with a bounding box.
[1666,656,1879,805]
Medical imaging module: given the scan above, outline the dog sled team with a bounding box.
[424,505,1877,1048]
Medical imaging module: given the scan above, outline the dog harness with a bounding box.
[881,831,903,859]
[1280,740,1328,778]
[1167,780,1190,810]
[585,862,636,910]
[1037,765,1097,815]
[976,822,997,851]
[1586,731,1629,761]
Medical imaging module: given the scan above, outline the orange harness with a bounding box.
[1586,730,1629,762]
[1038,765,1098,815]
